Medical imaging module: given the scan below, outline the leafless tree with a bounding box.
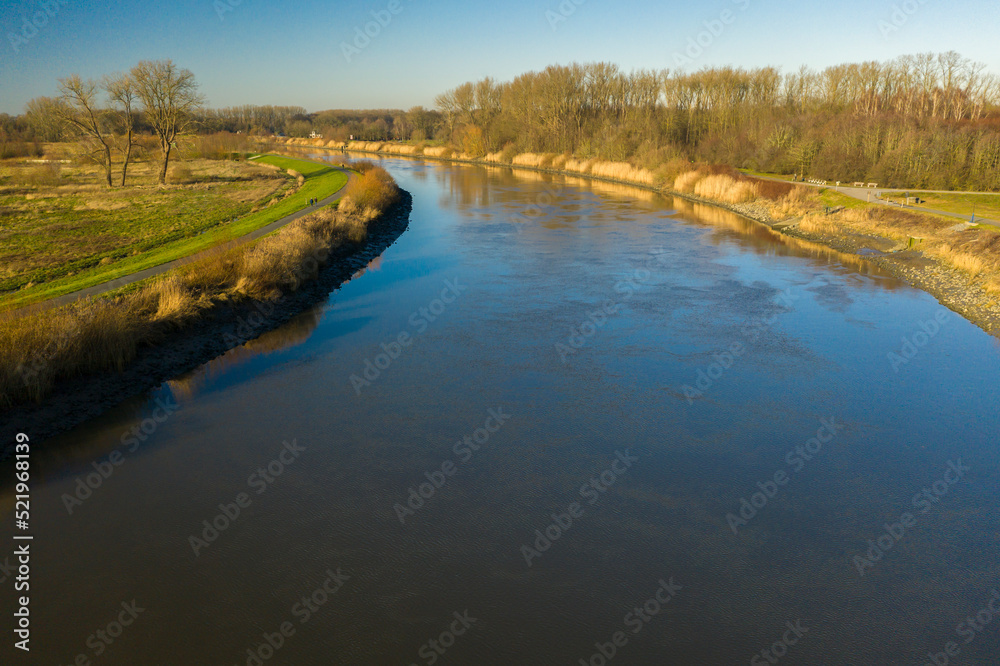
[55,75,115,187]
[104,73,139,186]
[130,60,204,185]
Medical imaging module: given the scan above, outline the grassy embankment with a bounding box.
[0,154,348,311]
[905,192,1000,222]
[0,161,397,409]
[300,137,1000,301]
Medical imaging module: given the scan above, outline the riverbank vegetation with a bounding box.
[309,126,1000,325]
[233,53,1000,192]
[0,162,398,410]
[0,153,348,310]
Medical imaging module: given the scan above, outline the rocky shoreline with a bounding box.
[722,200,1000,336]
[0,192,412,455]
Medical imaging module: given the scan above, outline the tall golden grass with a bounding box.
[673,170,703,192]
[799,205,1000,284]
[423,146,453,158]
[512,153,554,168]
[381,144,420,155]
[693,174,759,204]
[565,158,597,174]
[590,161,655,185]
[0,164,399,410]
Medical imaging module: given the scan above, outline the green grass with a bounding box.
[0,155,349,311]
[817,188,871,210]
[906,192,1000,221]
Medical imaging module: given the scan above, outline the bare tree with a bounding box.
[104,73,139,187]
[130,60,204,185]
[56,75,115,187]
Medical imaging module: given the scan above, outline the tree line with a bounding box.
[199,106,445,142]
[430,52,1000,190]
[11,51,999,190]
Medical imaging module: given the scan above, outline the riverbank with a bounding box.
[0,164,409,451]
[296,140,1000,338]
[0,190,410,453]
[0,154,350,312]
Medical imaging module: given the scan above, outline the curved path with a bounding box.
[22,159,354,314]
[750,173,999,228]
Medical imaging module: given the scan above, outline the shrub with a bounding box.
[343,166,399,214]
[170,164,193,184]
[25,163,61,187]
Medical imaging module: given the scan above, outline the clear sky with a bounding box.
[1,0,998,115]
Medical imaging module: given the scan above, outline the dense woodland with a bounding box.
[429,52,1000,190]
[5,52,999,190]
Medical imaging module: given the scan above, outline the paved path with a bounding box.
[18,159,353,314]
[750,174,1000,228]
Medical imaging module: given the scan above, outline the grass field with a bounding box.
[817,189,871,210]
[0,154,348,311]
[907,192,1000,221]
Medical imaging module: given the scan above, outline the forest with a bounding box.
[429,52,1000,190]
[5,51,998,190]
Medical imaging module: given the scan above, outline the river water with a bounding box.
[3,157,999,665]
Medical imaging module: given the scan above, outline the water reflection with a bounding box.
[5,156,999,665]
[167,304,325,402]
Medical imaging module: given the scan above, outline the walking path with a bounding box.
[24,160,353,313]
[751,174,1000,228]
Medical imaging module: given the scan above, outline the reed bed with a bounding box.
[423,146,453,158]
[590,161,655,185]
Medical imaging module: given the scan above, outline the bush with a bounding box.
[343,166,399,214]
[26,163,61,187]
[0,141,43,160]
[170,164,193,184]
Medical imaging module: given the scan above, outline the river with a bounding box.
[2,156,999,664]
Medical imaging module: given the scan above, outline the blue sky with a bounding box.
[1,0,998,114]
